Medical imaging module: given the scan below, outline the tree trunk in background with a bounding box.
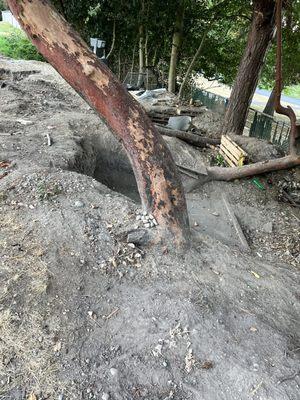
[178,29,209,99]
[263,86,276,116]
[137,23,145,88]
[168,0,185,93]
[106,19,116,60]
[7,0,190,244]
[223,0,276,135]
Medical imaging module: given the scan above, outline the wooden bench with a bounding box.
[220,135,247,167]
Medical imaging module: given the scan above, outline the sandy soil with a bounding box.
[0,57,299,400]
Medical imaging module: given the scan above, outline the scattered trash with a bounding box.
[46,132,52,146]
[252,178,265,191]
[185,348,196,373]
[251,271,260,279]
[88,310,97,320]
[167,115,192,132]
[103,307,119,320]
[250,326,258,332]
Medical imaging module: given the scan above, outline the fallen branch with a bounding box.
[156,124,220,148]
[206,155,300,182]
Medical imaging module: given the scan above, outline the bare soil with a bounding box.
[0,57,299,400]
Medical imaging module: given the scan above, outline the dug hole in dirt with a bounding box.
[0,57,299,400]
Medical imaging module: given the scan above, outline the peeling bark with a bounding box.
[7,0,190,243]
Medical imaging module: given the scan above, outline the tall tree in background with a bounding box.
[223,0,276,135]
[168,0,185,93]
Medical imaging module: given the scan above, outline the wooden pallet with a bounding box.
[220,135,247,167]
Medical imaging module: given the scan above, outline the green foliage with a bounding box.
[0,1,6,12]
[48,0,300,90]
[283,85,300,98]
[0,28,43,61]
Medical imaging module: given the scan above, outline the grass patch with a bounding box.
[0,23,43,61]
[0,21,15,35]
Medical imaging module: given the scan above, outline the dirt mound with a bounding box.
[0,58,299,400]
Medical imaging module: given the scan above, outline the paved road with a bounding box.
[256,88,300,107]
[197,76,300,117]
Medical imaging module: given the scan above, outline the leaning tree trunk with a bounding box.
[7,0,190,243]
[168,0,185,93]
[223,0,276,135]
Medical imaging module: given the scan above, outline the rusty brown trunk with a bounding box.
[7,0,190,243]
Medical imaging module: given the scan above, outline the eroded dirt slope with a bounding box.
[0,58,299,400]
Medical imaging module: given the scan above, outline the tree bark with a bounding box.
[168,0,185,93]
[223,0,276,135]
[263,86,276,116]
[7,0,190,243]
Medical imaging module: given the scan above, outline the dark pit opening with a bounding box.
[73,132,141,203]
[93,155,140,203]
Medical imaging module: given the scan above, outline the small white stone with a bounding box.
[102,393,109,400]
[145,223,150,228]
[110,368,118,376]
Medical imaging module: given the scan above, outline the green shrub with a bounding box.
[0,29,43,61]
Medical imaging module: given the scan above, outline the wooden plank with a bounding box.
[220,135,247,167]
[220,146,239,164]
[223,135,247,156]
[220,149,236,167]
